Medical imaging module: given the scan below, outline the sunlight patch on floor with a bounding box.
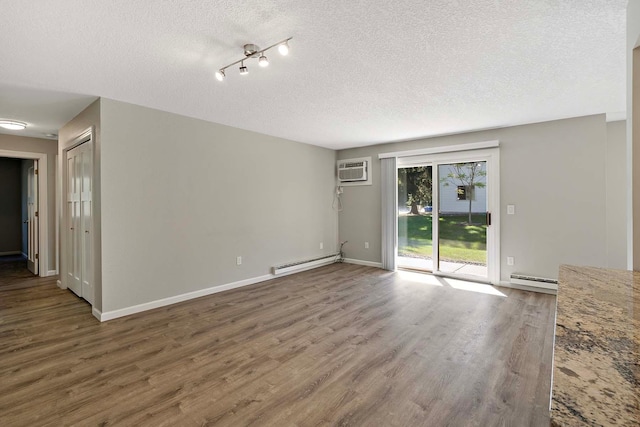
[397,270,443,286]
[397,270,507,297]
[439,277,507,297]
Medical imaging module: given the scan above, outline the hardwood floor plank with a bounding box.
[0,263,556,426]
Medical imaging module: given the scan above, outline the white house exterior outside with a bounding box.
[438,163,487,214]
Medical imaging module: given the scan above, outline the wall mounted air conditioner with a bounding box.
[338,160,368,182]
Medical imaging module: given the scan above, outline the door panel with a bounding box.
[66,142,92,301]
[397,166,433,271]
[80,144,94,304]
[67,153,81,295]
[26,162,38,275]
[436,162,488,279]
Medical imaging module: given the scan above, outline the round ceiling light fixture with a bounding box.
[0,120,27,130]
[215,69,225,81]
[258,54,269,67]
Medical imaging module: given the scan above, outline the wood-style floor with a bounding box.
[0,255,51,292]
[0,262,556,426]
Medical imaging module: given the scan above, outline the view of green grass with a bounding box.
[398,214,487,264]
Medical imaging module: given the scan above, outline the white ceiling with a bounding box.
[0,0,628,150]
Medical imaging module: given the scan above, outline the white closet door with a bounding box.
[80,144,94,304]
[66,143,92,302]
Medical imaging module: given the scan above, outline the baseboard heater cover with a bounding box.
[510,273,558,290]
[272,253,338,276]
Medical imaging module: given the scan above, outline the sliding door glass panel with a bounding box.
[397,166,433,271]
[437,162,488,278]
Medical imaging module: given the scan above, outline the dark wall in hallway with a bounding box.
[0,157,22,253]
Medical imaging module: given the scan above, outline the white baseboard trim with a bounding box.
[56,279,66,289]
[0,251,22,256]
[47,269,58,277]
[98,273,275,322]
[343,258,384,268]
[497,280,557,295]
[92,307,102,321]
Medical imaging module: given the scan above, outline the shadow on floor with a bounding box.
[0,254,43,291]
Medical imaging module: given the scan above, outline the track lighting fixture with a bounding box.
[216,37,291,82]
[0,120,27,130]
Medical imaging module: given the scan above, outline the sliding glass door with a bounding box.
[396,149,499,283]
[397,166,434,271]
[436,161,488,278]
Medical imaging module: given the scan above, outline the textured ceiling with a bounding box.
[0,0,628,149]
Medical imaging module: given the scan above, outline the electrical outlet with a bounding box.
[236,256,242,265]
[507,256,514,266]
[365,242,369,249]
[319,242,323,250]
[507,205,515,215]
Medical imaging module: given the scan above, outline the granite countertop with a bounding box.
[551,265,639,426]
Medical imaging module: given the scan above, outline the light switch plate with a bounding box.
[507,205,515,215]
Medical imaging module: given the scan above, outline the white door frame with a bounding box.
[60,128,95,304]
[0,149,49,277]
[396,147,501,284]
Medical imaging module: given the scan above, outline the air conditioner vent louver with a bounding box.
[338,160,368,182]
[340,161,364,168]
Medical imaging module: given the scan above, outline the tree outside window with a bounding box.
[441,162,486,224]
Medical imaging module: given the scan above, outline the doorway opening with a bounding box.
[0,154,47,277]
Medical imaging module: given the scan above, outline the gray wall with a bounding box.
[628,1,640,269]
[0,134,58,271]
[606,120,627,269]
[0,157,22,253]
[21,159,34,255]
[98,99,337,313]
[338,115,621,281]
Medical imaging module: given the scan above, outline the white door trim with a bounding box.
[0,149,49,277]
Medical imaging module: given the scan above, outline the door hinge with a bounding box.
[35,169,38,175]
[35,254,39,259]
[35,211,38,217]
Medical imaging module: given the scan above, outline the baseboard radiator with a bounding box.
[272,253,339,276]
[510,273,558,291]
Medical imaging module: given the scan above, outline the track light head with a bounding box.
[239,62,248,75]
[278,41,289,56]
[215,69,225,81]
[258,54,269,67]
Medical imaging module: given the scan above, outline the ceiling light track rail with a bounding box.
[215,37,292,81]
